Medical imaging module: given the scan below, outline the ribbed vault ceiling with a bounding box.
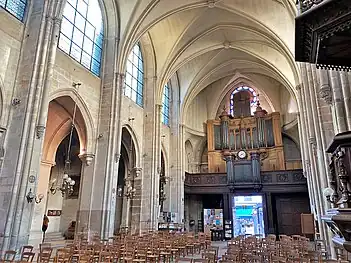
[116,0,299,117]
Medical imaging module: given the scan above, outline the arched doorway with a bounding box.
[46,129,81,237]
[29,96,87,243]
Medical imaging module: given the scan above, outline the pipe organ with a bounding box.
[207,106,285,173]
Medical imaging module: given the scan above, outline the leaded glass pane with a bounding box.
[61,18,74,38]
[81,51,91,69]
[58,33,71,54]
[1,0,26,21]
[72,28,84,47]
[124,43,144,106]
[70,43,82,61]
[75,12,85,32]
[63,3,75,22]
[58,0,103,76]
[77,0,87,16]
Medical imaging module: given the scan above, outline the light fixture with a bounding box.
[323,187,337,204]
[49,83,80,197]
[26,188,44,204]
[49,173,75,197]
[124,177,136,199]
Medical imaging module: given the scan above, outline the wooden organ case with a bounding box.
[207,105,285,173]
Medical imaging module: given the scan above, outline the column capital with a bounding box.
[41,160,56,167]
[36,125,46,139]
[319,84,333,105]
[133,167,142,177]
[79,153,95,166]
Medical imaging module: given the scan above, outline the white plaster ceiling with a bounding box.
[116,0,299,120]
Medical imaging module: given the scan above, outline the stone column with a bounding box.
[1,0,57,251]
[76,153,95,239]
[299,64,328,241]
[152,104,162,228]
[339,72,351,130]
[28,160,55,244]
[329,70,347,133]
[103,73,125,238]
[130,167,142,233]
[140,76,157,232]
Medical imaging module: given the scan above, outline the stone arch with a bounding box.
[42,96,89,164]
[121,125,141,169]
[282,133,302,170]
[49,89,95,155]
[184,140,194,173]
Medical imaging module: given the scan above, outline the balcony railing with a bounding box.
[296,0,324,13]
[184,170,306,187]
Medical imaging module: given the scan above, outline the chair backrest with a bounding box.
[21,246,34,254]
[21,252,35,262]
[3,250,16,262]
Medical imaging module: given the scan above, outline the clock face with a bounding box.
[238,150,247,159]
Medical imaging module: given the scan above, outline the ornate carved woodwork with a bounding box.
[184,169,307,194]
[323,131,351,252]
[295,0,351,71]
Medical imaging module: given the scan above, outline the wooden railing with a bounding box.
[184,169,306,187]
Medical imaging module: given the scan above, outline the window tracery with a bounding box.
[230,86,258,116]
[58,0,104,76]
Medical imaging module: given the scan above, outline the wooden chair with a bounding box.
[1,250,16,262]
[20,252,35,262]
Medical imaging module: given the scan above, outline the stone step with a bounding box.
[44,232,65,241]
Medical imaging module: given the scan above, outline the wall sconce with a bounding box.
[26,188,44,204]
[323,187,337,205]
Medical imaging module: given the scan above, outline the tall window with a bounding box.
[1,0,26,21]
[230,86,258,117]
[161,83,170,126]
[124,44,144,107]
[58,0,104,77]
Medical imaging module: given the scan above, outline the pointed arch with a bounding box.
[121,124,141,168]
[49,89,95,154]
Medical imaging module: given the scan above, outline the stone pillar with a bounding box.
[152,104,162,228]
[0,0,57,251]
[140,76,157,232]
[28,160,55,244]
[299,64,328,242]
[103,73,125,238]
[130,167,142,233]
[339,72,351,130]
[329,70,348,133]
[76,153,95,239]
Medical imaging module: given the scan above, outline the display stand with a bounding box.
[224,220,232,239]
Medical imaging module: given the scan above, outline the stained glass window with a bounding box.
[1,0,26,21]
[230,86,258,116]
[124,44,144,107]
[161,83,170,125]
[58,0,104,77]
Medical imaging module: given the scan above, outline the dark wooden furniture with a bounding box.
[295,0,351,71]
[322,131,351,252]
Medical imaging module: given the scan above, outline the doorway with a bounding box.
[232,195,265,237]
